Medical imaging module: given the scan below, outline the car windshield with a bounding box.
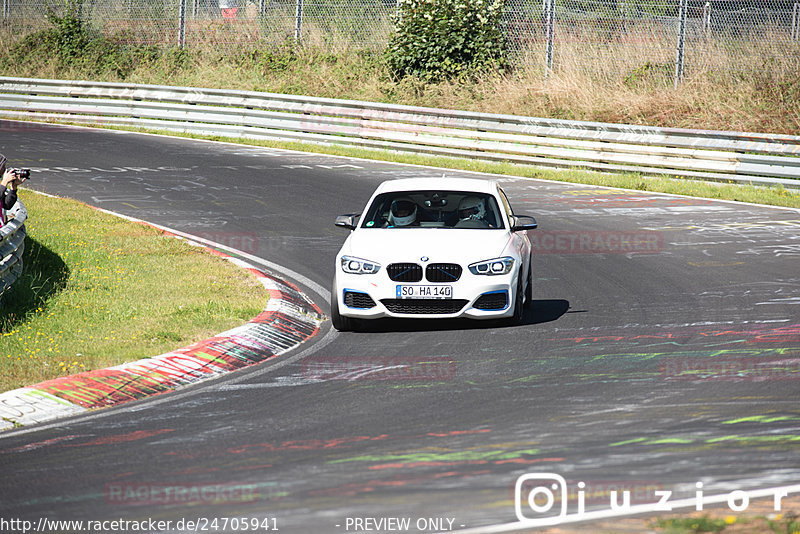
[360,190,505,229]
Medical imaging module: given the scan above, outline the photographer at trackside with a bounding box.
[1,167,26,226]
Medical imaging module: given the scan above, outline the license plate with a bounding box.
[397,285,453,299]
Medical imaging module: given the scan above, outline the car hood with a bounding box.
[341,229,513,265]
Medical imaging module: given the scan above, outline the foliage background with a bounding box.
[385,0,508,81]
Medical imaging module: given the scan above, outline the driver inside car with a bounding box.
[388,197,419,227]
[454,196,492,228]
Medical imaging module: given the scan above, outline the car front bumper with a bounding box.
[335,273,518,320]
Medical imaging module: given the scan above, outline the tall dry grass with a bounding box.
[0,21,797,134]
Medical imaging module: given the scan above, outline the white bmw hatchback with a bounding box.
[331,178,537,331]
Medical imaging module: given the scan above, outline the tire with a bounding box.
[524,261,534,309]
[330,281,355,332]
[506,273,525,326]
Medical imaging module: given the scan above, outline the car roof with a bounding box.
[375,177,499,195]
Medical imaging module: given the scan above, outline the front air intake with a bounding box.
[344,291,377,309]
[380,299,469,315]
[473,291,508,310]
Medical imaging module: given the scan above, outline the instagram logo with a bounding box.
[514,473,568,523]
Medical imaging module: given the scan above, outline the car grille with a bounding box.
[425,263,462,282]
[344,291,377,309]
[380,299,469,315]
[473,291,508,310]
[387,263,423,282]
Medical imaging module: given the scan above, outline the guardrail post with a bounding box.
[703,1,711,37]
[544,0,555,78]
[793,2,799,41]
[294,0,304,44]
[675,0,688,88]
[179,0,187,48]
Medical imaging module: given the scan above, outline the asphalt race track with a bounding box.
[1,121,799,533]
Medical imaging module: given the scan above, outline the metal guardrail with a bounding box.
[0,199,27,305]
[0,76,798,188]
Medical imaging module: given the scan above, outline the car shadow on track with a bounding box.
[350,299,571,333]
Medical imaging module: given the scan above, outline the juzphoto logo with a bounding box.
[514,472,798,526]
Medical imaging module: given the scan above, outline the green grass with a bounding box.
[0,190,268,392]
[655,515,730,533]
[653,513,800,533]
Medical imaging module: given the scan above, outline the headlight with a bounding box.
[468,257,515,276]
[340,255,381,275]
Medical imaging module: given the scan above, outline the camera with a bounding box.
[11,168,30,180]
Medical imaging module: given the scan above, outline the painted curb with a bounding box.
[0,220,326,431]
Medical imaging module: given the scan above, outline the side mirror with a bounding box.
[335,214,360,231]
[511,215,538,232]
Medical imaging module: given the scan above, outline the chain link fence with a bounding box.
[504,0,800,84]
[2,0,798,84]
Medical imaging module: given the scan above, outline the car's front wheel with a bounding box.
[330,281,356,332]
[506,272,525,326]
[525,260,534,309]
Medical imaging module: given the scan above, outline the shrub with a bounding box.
[49,5,90,62]
[10,1,104,70]
[5,1,166,78]
[385,0,509,82]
